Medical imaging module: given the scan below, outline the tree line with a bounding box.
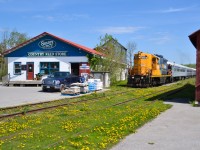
[0,30,30,79]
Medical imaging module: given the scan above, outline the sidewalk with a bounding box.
[111,99,200,150]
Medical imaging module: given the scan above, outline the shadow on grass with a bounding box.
[116,84,129,87]
[145,83,195,104]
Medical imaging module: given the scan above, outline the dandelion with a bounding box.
[0,140,4,146]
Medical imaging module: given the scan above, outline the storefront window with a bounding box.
[14,62,21,75]
[40,62,59,75]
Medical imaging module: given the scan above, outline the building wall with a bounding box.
[196,33,200,101]
[189,30,200,102]
[8,56,88,81]
[120,68,127,80]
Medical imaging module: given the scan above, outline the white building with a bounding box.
[4,32,102,82]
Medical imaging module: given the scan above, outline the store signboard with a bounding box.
[38,39,56,49]
[27,51,67,57]
[80,63,90,69]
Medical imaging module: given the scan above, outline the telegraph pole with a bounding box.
[0,52,2,80]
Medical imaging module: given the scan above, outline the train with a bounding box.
[127,51,196,87]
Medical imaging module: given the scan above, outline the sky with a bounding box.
[0,0,200,64]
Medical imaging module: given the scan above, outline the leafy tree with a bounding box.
[0,30,29,80]
[126,41,136,68]
[88,34,127,84]
[183,64,196,69]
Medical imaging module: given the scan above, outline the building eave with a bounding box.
[189,29,200,49]
[3,32,104,57]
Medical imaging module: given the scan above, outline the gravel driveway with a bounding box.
[111,99,200,150]
[0,86,66,108]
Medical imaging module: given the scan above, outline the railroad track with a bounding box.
[0,84,187,120]
[0,88,136,119]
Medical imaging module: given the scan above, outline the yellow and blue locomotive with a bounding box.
[127,51,172,87]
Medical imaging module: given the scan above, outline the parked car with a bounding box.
[41,71,80,91]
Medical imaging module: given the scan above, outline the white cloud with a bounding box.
[161,7,188,13]
[149,36,170,44]
[148,32,170,44]
[98,26,144,34]
[139,5,197,14]
[157,5,197,13]
[0,28,10,33]
[33,14,89,22]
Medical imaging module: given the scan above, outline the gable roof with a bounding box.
[4,32,103,56]
[189,29,200,49]
[100,38,127,51]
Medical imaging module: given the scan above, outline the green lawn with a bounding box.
[0,78,195,150]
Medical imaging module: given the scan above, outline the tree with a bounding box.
[0,30,29,80]
[126,41,136,69]
[88,34,127,84]
[183,64,196,69]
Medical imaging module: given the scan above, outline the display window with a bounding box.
[40,62,59,75]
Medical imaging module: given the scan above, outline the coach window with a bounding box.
[14,62,21,75]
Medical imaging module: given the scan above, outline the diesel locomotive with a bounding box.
[127,51,196,87]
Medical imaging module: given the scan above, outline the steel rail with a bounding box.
[0,84,187,120]
[0,89,136,119]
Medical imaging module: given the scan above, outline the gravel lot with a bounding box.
[111,99,200,150]
[0,85,106,108]
[0,86,68,108]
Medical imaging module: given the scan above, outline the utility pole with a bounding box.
[0,52,4,80]
[0,52,2,80]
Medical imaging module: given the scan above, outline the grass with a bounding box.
[163,78,195,103]
[0,78,195,150]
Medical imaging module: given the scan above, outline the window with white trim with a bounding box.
[14,62,21,75]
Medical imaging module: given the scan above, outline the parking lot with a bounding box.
[0,86,66,108]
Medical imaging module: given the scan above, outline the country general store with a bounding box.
[4,32,103,82]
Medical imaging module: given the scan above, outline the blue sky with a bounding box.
[0,0,200,64]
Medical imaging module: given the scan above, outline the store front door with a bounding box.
[27,62,34,80]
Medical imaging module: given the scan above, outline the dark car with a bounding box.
[41,71,80,91]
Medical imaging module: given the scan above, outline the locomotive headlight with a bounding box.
[53,80,60,85]
[141,76,144,79]
[132,76,134,79]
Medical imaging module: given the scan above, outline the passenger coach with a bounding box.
[167,62,196,81]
